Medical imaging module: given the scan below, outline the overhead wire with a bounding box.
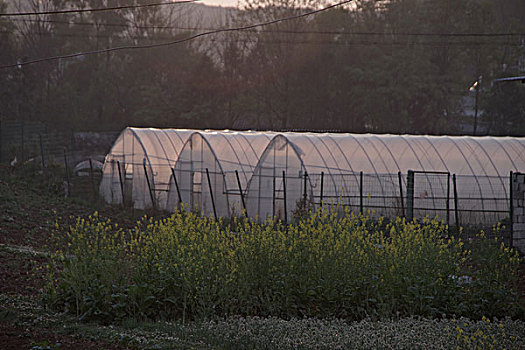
[0,30,520,47]
[0,0,199,17]
[5,17,525,37]
[0,0,354,69]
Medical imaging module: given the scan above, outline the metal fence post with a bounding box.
[0,120,3,163]
[320,171,324,206]
[39,133,46,169]
[510,171,513,248]
[170,167,183,210]
[272,173,276,218]
[206,168,218,221]
[446,173,451,225]
[63,148,70,196]
[359,171,364,215]
[407,170,414,221]
[453,174,459,232]
[303,171,308,203]
[117,161,125,206]
[282,170,287,224]
[143,158,155,210]
[21,121,25,162]
[398,171,405,217]
[235,170,247,216]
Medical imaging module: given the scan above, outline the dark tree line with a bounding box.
[1,0,524,135]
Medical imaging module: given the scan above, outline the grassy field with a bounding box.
[1,164,524,349]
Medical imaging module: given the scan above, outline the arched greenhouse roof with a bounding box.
[278,132,525,177]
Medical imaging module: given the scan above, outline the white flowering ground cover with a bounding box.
[1,294,524,349]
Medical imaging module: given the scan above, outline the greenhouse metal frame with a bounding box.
[100,128,525,226]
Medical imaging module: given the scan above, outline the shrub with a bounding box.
[44,209,523,323]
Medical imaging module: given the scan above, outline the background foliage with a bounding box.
[1,0,524,134]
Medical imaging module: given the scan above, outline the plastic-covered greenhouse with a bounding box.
[100,128,525,225]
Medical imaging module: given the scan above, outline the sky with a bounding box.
[201,0,239,7]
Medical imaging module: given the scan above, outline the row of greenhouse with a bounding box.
[99,127,525,224]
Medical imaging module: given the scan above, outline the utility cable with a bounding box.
[5,17,525,37]
[0,0,353,69]
[0,0,198,17]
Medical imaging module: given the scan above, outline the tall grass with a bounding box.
[44,209,523,323]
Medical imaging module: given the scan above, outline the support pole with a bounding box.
[89,158,96,199]
[21,122,24,162]
[63,148,70,196]
[359,171,363,215]
[143,158,155,210]
[510,171,514,248]
[398,171,405,217]
[407,170,415,221]
[303,171,308,203]
[320,171,324,206]
[272,173,276,218]
[453,174,459,233]
[235,170,247,216]
[39,133,46,169]
[206,168,218,221]
[446,173,451,225]
[170,167,182,209]
[282,170,287,224]
[117,161,125,206]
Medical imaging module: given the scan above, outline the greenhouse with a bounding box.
[100,128,525,225]
[99,127,195,209]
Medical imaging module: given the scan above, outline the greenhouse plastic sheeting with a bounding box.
[100,128,525,225]
[100,127,195,209]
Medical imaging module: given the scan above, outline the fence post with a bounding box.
[89,158,96,199]
[272,173,276,218]
[406,170,414,221]
[235,170,247,216]
[303,171,308,203]
[117,161,125,206]
[21,121,25,162]
[510,171,513,248]
[143,158,155,210]
[63,148,70,196]
[0,120,3,163]
[359,171,363,215]
[320,171,324,206]
[398,171,405,217]
[170,167,183,210]
[446,173,451,225]
[453,174,459,233]
[39,133,46,169]
[282,170,287,224]
[206,168,218,221]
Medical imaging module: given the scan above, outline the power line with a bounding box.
[0,0,198,17]
[0,0,353,69]
[5,17,525,37]
[1,30,520,48]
